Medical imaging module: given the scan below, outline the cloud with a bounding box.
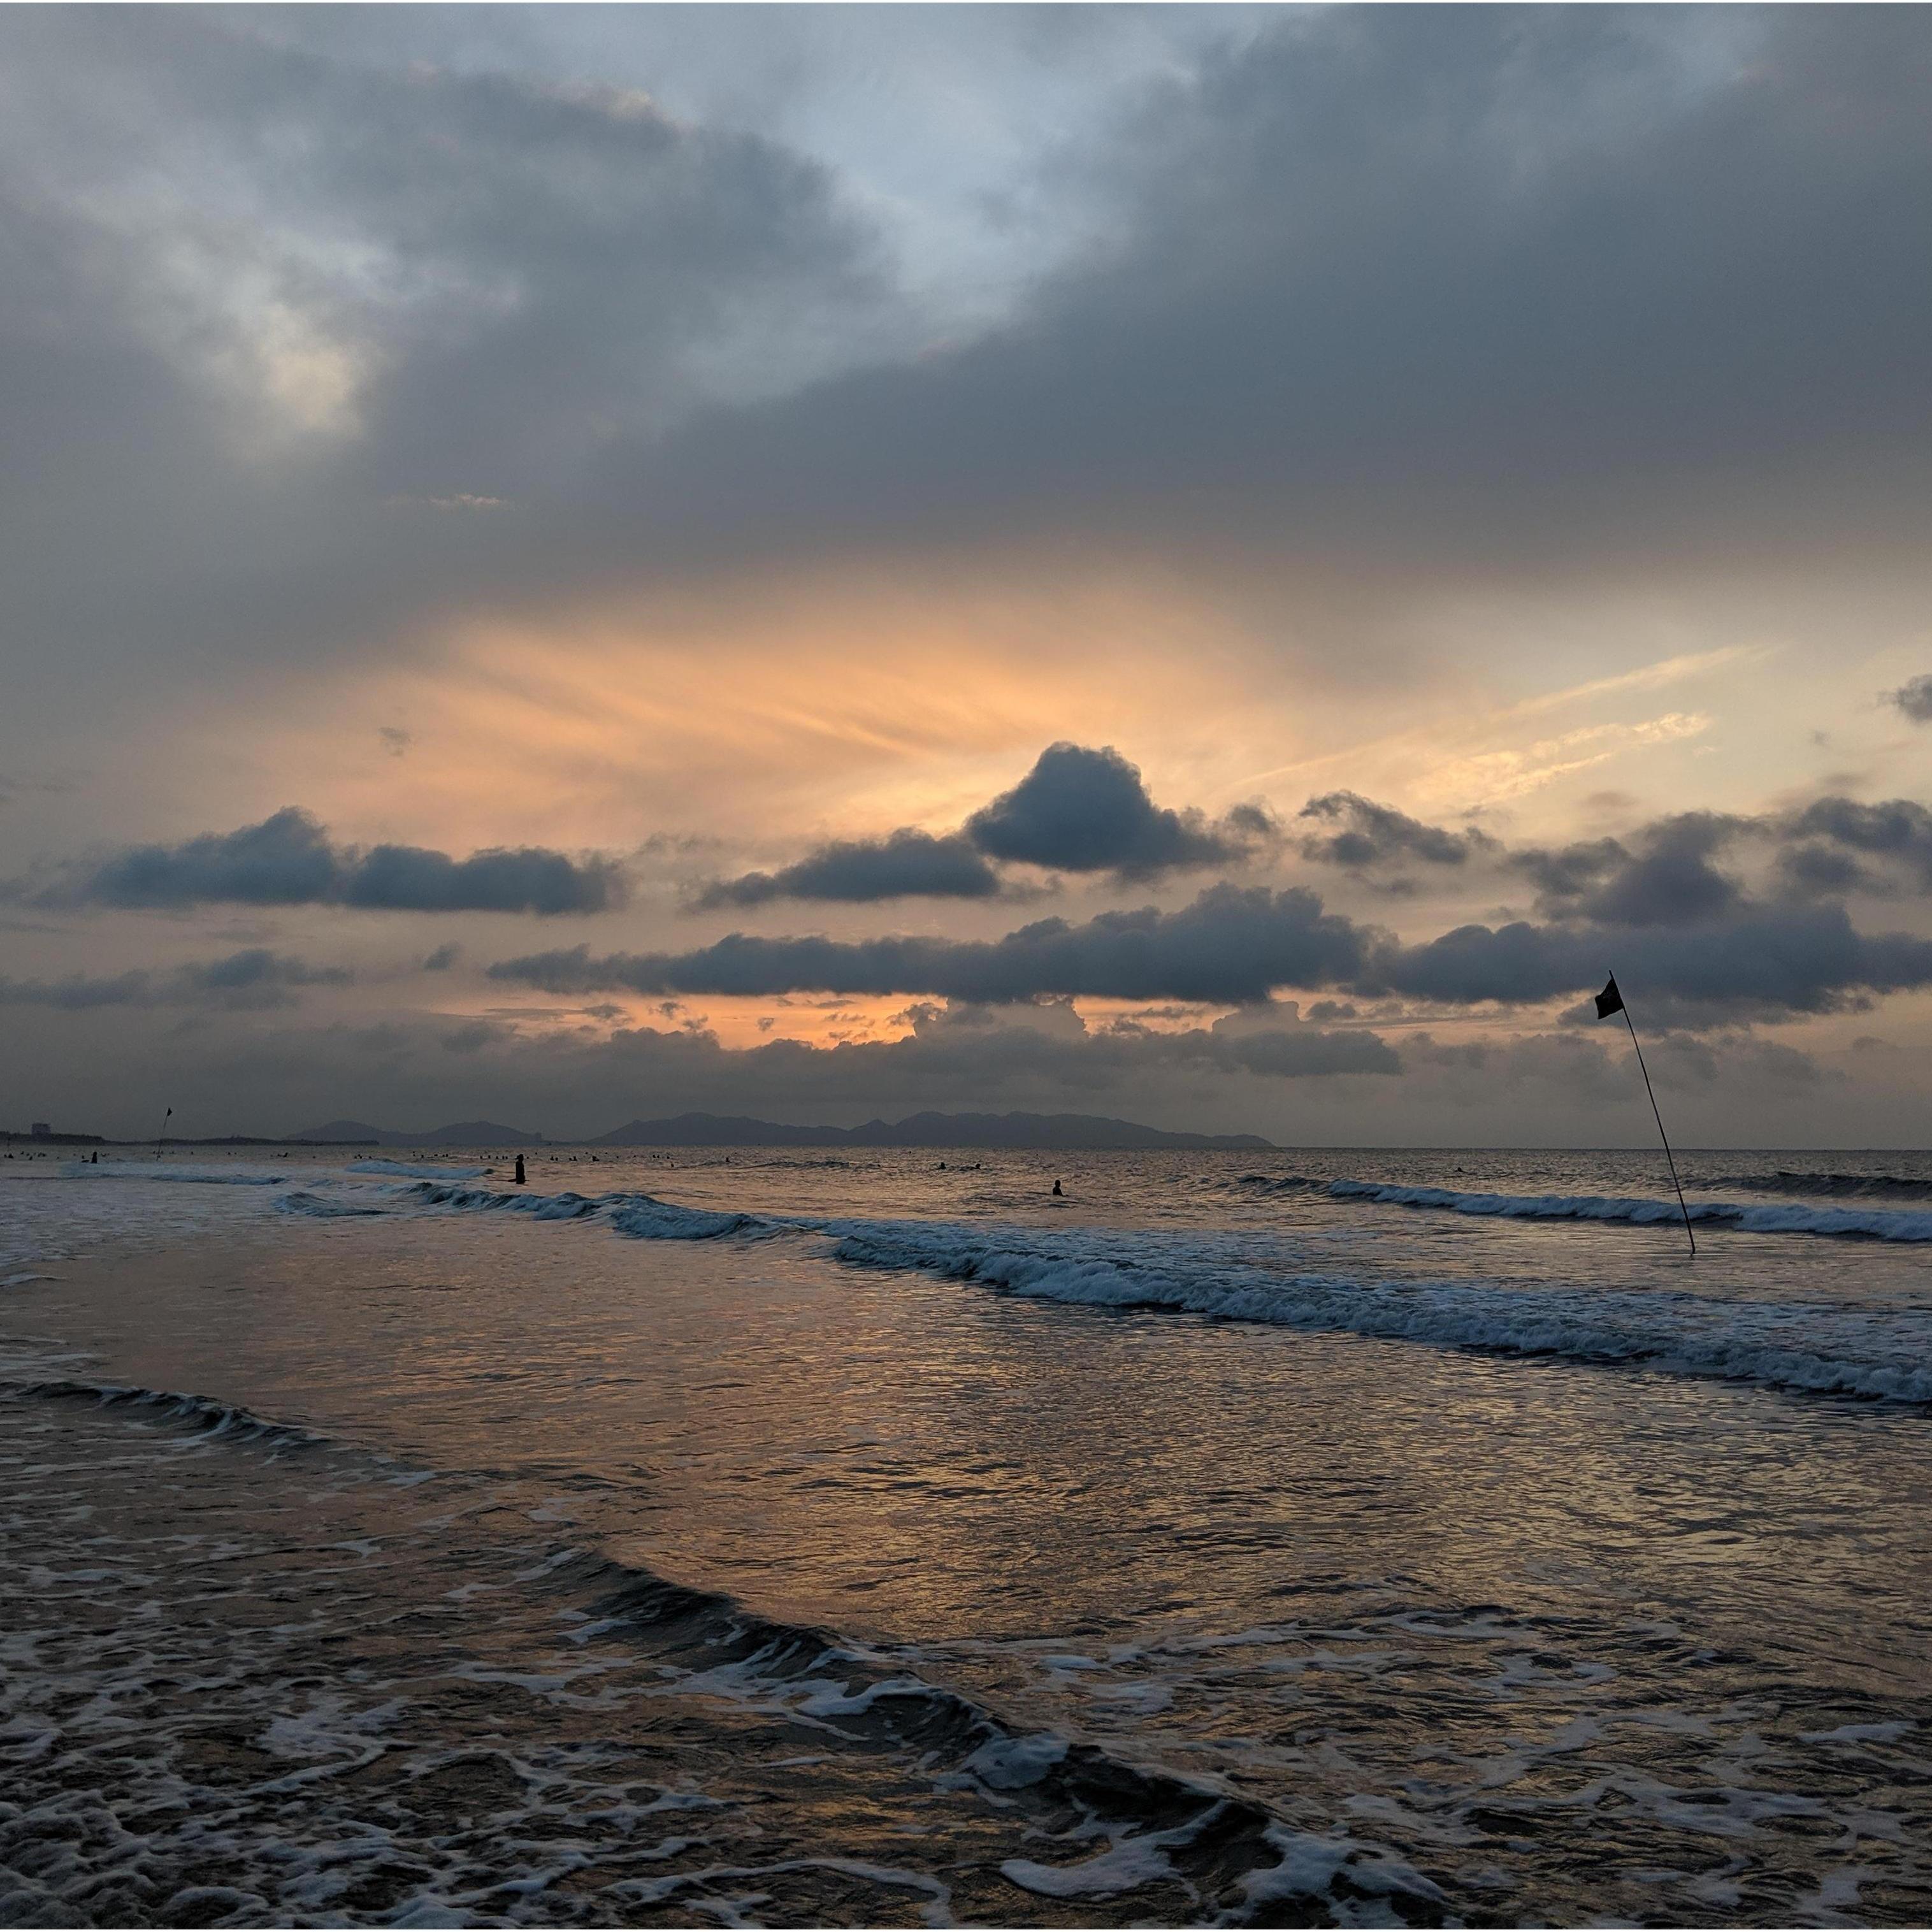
[1509,812,1746,926]
[491,883,1373,1006]
[0,8,895,721]
[343,842,619,915]
[1505,795,1932,916]
[0,948,349,1011]
[494,874,1932,1023]
[696,829,1000,907]
[1376,904,1932,1020]
[50,807,623,914]
[1183,1007,1400,1079]
[596,8,1932,578]
[1787,797,1932,888]
[422,941,461,971]
[869,996,1399,1083]
[693,744,1269,905]
[964,742,1262,877]
[1886,675,1932,723]
[13,976,1901,1144]
[1296,791,1495,870]
[3,6,1928,826]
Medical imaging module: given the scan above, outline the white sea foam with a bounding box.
[384,1181,1932,1404]
[405,1181,768,1240]
[1325,1178,1932,1241]
[277,1190,395,1219]
[961,1731,1069,1790]
[823,1218,1932,1403]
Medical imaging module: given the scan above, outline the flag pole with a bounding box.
[1617,995,1695,1255]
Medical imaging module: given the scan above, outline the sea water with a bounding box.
[3,1146,1931,1925]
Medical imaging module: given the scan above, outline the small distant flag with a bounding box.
[1593,972,1694,1253]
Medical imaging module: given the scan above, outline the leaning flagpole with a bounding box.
[1595,973,1694,1255]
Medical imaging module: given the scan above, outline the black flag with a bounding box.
[1593,970,1694,1253]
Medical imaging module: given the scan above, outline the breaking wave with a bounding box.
[822,1220,1932,1404]
[1323,1179,1932,1241]
[1229,1172,1932,1241]
[380,1182,1932,1405]
[276,1190,394,1219]
[1706,1169,1932,1202]
[1,1370,1435,1918]
[406,1180,771,1240]
[3,1376,327,1452]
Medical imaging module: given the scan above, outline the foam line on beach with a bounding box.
[820,1220,1932,1403]
[1229,1172,1932,1241]
[389,1181,1932,1405]
[1325,1178,1932,1239]
[1,1368,1431,1918]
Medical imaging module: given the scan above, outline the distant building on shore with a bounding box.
[30,1122,50,1139]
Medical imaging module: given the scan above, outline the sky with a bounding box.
[4,3,1931,1146]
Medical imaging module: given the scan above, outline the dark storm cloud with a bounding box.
[50,809,621,915]
[1373,905,1932,1017]
[343,843,619,916]
[1195,1018,1401,1079]
[1297,792,1494,871]
[1786,797,1932,888]
[693,745,1268,905]
[6,5,1926,726]
[602,6,1932,570]
[1886,675,1932,723]
[0,8,885,693]
[696,779,1932,927]
[1775,842,1868,898]
[493,878,1932,1021]
[0,948,349,1011]
[76,809,340,909]
[492,884,1371,1007]
[1509,813,1747,925]
[695,830,1000,908]
[964,742,1257,876]
[1506,795,1932,914]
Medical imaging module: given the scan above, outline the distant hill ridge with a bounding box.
[289,1111,1272,1150]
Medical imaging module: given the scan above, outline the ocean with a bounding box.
[4,1144,1931,1926]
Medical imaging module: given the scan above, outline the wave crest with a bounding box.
[819,1220,1932,1404]
[1325,1179,1932,1241]
[1708,1169,1932,1202]
[4,1377,325,1451]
